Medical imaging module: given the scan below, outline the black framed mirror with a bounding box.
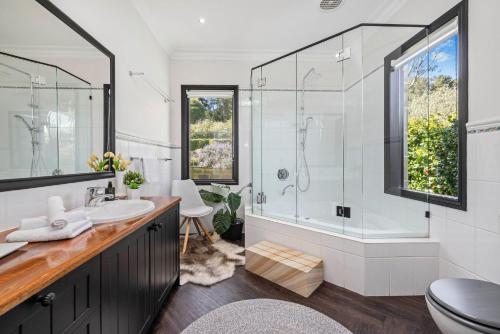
[0,0,115,191]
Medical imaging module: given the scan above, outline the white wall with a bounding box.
[51,0,171,144]
[428,0,500,285]
[0,0,171,231]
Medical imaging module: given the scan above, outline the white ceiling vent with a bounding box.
[320,0,343,10]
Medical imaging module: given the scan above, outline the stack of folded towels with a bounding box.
[6,196,93,243]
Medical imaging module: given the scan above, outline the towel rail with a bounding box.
[130,157,172,162]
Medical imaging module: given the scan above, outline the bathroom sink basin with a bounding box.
[84,200,155,224]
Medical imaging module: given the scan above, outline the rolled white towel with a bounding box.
[6,219,93,243]
[48,196,68,230]
[20,216,49,230]
[66,209,88,224]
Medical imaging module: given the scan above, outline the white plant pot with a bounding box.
[115,171,126,197]
[127,188,141,200]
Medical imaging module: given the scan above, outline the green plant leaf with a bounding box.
[199,189,225,203]
[227,192,241,215]
[213,208,232,235]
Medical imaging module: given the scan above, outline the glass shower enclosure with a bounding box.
[251,24,432,239]
[0,52,93,179]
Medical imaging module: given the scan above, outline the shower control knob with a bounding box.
[277,168,289,181]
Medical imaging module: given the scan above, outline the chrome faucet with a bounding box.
[85,187,114,207]
[281,184,295,196]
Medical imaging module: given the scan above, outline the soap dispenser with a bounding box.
[105,181,115,200]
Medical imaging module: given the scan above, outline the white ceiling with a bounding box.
[131,0,460,56]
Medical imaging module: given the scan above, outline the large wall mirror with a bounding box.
[0,0,115,191]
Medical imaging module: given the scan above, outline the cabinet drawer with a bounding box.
[0,256,100,334]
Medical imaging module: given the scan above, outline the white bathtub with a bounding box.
[261,211,428,239]
[245,212,440,296]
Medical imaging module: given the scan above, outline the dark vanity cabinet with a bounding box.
[0,204,180,334]
[101,207,180,334]
[0,256,101,334]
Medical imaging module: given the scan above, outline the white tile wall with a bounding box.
[0,137,178,232]
[0,178,110,232]
[430,127,500,285]
[245,213,439,296]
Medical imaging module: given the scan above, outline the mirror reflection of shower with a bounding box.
[1,61,48,177]
[298,67,321,192]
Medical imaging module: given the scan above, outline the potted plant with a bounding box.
[199,183,250,241]
[111,152,132,197]
[123,170,144,200]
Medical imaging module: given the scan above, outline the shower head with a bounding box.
[14,114,36,131]
[320,0,343,10]
[302,67,321,89]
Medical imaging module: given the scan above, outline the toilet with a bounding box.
[426,278,500,334]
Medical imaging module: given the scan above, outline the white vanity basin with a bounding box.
[84,200,155,224]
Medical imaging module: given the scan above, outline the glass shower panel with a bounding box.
[260,55,297,222]
[0,54,36,178]
[56,69,92,175]
[362,26,430,238]
[34,62,59,177]
[251,67,262,215]
[296,36,344,234]
[342,28,364,238]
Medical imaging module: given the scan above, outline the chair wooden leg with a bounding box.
[180,216,188,229]
[195,217,214,243]
[182,218,191,254]
[193,218,202,236]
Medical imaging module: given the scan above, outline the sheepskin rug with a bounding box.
[180,235,245,286]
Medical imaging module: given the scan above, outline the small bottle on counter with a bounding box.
[105,181,115,201]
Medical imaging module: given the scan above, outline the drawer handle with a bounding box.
[37,292,56,307]
[148,222,162,231]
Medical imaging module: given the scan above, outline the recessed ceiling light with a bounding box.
[199,17,206,24]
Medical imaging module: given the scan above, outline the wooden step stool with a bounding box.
[245,241,323,297]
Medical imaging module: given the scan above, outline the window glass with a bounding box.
[186,89,235,182]
[391,18,459,199]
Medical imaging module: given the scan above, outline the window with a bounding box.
[384,2,468,210]
[181,85,239,185]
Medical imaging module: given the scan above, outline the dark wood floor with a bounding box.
[151,267,441,334]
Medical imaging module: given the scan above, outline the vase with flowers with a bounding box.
[111,152,132,197]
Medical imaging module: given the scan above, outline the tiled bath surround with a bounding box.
[245,213,439,296]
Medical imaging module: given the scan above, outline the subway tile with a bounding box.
[389,258,414,296]
[321,246,345,288]
[364,258,390,296]
[344,253,365,295]
[474,132,500,182]
[475,229,500,284]
[412,257,439,295]
[439,258,480,280]
[442,220,475,272]
[470,180,500,234]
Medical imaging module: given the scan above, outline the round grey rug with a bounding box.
[181,299,352,334]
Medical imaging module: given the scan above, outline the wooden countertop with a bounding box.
[0,196,181,316]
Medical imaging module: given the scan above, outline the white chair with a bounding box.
[171,179,214,253]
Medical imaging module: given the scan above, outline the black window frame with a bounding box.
[181,84,239,185]
[384,0,468,211]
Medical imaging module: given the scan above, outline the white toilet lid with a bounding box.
[427,278,500,330]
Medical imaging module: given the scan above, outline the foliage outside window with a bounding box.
[181,86,239,185]
[385,2,467,210]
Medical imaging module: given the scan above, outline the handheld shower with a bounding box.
[297,68,320,193]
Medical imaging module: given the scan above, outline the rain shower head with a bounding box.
[320,0,343,10]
